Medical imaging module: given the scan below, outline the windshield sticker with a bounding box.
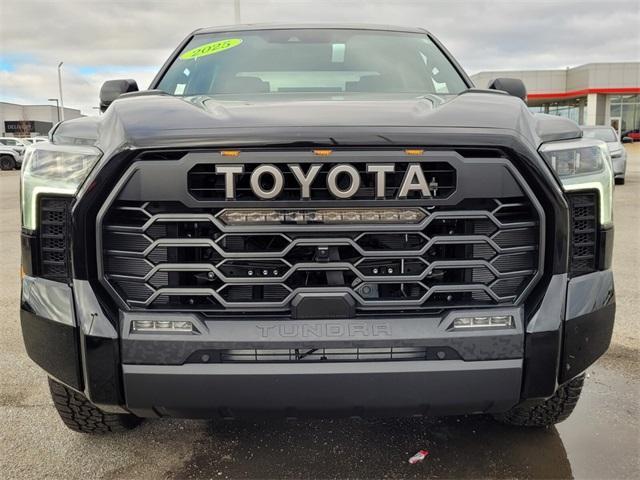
[180,39,243,59]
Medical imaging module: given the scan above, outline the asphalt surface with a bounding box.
[1,145,639,479]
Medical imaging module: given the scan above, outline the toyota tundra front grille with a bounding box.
[97,149,544,316]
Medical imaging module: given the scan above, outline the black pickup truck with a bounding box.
[20,24,615,433]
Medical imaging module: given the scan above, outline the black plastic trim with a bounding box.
[598,226,614,271]
[38,197,73,282]
[122,359,522,418]
[20,309,82,390]
[521,329,561,399]
[21,232,37,277]
[71,150,136,328]
[80,332,125,408]
[560,302,615,383]
[566,190,599,277]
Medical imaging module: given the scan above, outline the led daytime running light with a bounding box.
[453,315,514,329]
[131,320,195,333]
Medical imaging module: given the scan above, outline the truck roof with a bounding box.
[194,23,429,35]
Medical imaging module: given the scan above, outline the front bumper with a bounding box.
[20,270,615,418]
[118,305,524,417]
[123,359,522,418]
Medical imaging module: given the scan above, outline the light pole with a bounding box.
[48,98,60,123]
[57,62,65,121]
[234,0,241,23]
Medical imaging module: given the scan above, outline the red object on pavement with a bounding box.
[408,450,430,464]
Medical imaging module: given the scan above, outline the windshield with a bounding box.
[583,128,617,142]
[157,29,468,97]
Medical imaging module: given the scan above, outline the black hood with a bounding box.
[53,90,581,154]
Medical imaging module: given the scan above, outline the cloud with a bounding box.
[0,63,157,114]
[1,0,639,114]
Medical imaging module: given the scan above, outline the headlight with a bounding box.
[539,138,613,226]
[21,143,102,230]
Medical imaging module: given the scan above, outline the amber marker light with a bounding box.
[313,149,333,156]
[220,150,241,157]
[404,149,424,155]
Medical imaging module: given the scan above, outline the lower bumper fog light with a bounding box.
[452,315,514,329]
[131,320,195,333]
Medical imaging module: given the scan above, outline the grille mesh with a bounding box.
[39,198,71,281]
[102,198,540,314]
[568,192,598,277]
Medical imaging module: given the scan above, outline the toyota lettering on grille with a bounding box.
[214,163,441,200]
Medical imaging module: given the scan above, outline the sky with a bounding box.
[1,0,639,115]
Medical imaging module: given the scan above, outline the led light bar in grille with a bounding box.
[218,208,426,225]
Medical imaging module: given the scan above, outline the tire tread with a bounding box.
[494,374,585,427]
[48,378,141,434]
[0,155,16,170]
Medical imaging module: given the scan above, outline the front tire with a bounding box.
[615,177,625,185]
[48,377,142,433]
[494,374,585,427]
[0,155,16,170]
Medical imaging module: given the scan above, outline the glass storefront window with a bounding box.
[610,94,639,135]
[611,95,639,104]
[610,104,621,117]
[528,98,586,124]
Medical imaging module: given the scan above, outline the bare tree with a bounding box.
[15,120,31,138]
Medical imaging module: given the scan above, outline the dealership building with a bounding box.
[471,62,640,136]
[0,102,83,137]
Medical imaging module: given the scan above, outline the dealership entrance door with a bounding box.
[610,117,621,138]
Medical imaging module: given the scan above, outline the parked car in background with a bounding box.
[22,137,49,145]
[0,137,30,155]
[0,145,22,170]
[582,126,628,184]
[621,129,640,142]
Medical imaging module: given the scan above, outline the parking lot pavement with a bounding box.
[610,144,640,352]
[1,146,639,479]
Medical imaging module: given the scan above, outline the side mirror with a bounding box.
[99,79,139,112]
[488,77,527,102]
[622,137,633,144]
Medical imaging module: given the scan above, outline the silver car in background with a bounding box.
[582,126,628,184]
[0,145,22,170]
[0,137,30,156]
